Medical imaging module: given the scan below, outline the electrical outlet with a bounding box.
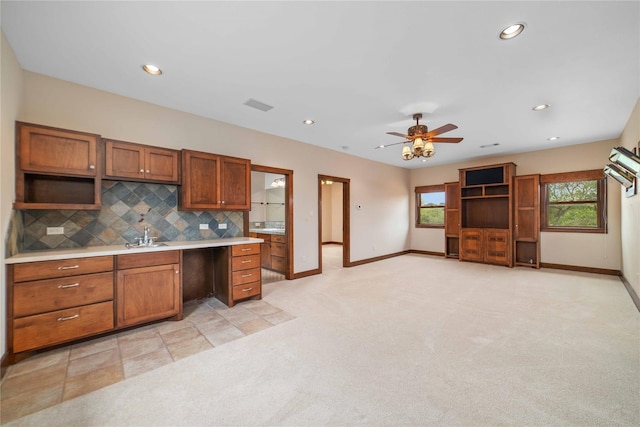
[218,223,227,230]
[46,227,64,235]
[199,224,209,230]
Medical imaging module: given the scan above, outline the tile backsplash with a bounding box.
[17,181,244,252]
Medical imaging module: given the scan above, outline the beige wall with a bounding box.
[17,71,412,272]
[410,139,622,271]
[321,183,344,243]
[619,98,640,296]
[1,31,23,357]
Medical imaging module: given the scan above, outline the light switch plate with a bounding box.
[218,223,228,230]
[199,224,209,230]
[46,227,64,235]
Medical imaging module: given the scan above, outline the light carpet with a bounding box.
[5,254,639,426]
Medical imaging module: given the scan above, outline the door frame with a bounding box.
[318,174,351,271]
[245,165,294,280]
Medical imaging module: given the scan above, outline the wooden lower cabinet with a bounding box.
[460,228,511,266]
[8,256,115,355]
[116,251,182,328]
[213,243,262,307]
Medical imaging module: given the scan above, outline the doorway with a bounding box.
[246,165,294,280]
[318,175,350,271]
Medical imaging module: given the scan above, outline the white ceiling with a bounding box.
[2,1,639,169]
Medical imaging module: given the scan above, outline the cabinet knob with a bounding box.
[140,169,144,173]
[175,270,179,274]
[221,201,225,204]
[89,165,95,170]
[146,170,150,173]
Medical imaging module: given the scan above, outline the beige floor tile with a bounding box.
[122,347,174,378]
[6,347,70,378]
[63,363,124,401]
[262,310,296,325]
[186,309,225,325]
[166,335,213,361]
[0,386,62,424]
[116,324,159,343]
[69,335,119,360]
[203,324,246,347]
[183,300,215,317]
[194,315,234,335]
[216,306,259,326]
[155,318,194,335]
[66,347,121,378]
[240,300,282,316]
[205,297,228,310]
[160,325,202,345]
[1,363,67,400]
[237,317,273,335]
[118,332,165,360]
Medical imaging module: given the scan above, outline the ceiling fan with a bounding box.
[377,113,463,160]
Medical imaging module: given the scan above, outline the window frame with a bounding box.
[540,169,607,233]
[415,184,445,228]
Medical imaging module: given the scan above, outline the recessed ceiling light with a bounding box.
[532,104,550,111]
[499,23,525,40]
[303,119,315,125]
[547,136,560,141]
[142,64,162,75]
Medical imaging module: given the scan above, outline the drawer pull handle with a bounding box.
[58,283,80,289]
[241,260,252,264]
[241,248,251,251]
[241,274,252,278]
[241,287,253,292]
[58,265,80,270]
[57,314,79,322]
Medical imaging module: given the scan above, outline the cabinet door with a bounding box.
[484,230,510,264]
[145,147,179,183]
[179,150,221,210]
[514,175,540,241]
[116,264,181,327]
[19,123,98,176]
[105,140,145,180]
[444,182,460,236]
[460,229,483,261]
[220,156,251,210]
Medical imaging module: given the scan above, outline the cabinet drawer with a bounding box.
[271,234,286,243]
[13,301,114,353]
[232,282,261,301]
[13,256,114,282]
[271,256,287,272]
[232,268,261,286]
[231,254,260,271]
[14,272,114,317]
[271,242,286,257]
[117,250,180,270]
[231,244,260,257]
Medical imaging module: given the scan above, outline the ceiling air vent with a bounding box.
[244,98,274,112]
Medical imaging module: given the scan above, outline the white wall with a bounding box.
[410,139,622,271]
[16,71,411,273]
[619,98,640,295]
[1,31,24,358]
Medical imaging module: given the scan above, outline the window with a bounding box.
[541,170,607,233]
[415,184,445,228]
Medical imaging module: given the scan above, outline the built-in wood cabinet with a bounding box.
[213,243,262,307]
[253,233,287,274]
[179,149,251,211]
[14,122,102,210]
[116,251,182,328]
[514,174,540,268]
[459,163,515,267]
[104,139,180,183]
[444,181,460,258]
[8,256,114,355]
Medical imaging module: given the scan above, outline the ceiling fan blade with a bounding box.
[386,131,410,138]
[375,140,409,149]
[426,124,458,137]
[428,137,464,143]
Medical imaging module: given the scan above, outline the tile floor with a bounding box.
[0,291,293,424]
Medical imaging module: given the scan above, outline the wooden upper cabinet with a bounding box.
[19,122,98,177]
[444,181,460,236]
[514,174,540,241]
[179,149,251,211]
[104,139,179,183]
[220,156,251,210]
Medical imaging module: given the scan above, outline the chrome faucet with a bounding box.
[143,226,150,245]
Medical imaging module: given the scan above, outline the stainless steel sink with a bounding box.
[125,242,167,249]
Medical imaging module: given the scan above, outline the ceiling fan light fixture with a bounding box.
[500,23,525,40]
[424,141,435,157]
[413,137,425,154]
[402,145,414,161]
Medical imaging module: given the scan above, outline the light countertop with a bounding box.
[249,228,286,236]
[5,237,264,264]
